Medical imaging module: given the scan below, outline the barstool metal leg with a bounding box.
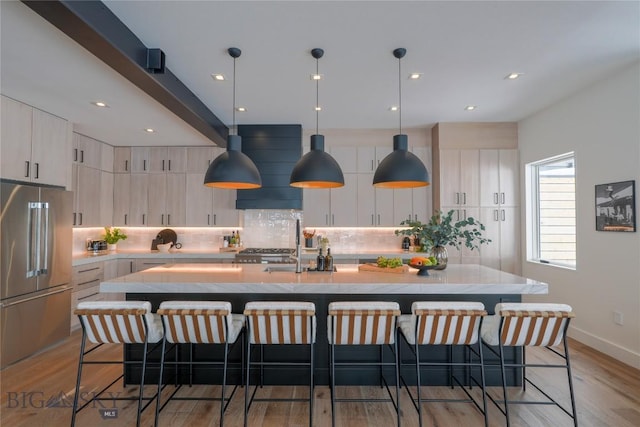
[394,339,401,427]
[477,340,489,427]
[71,329,88,427]
[244,339,251,427]
[309,341,315,427]
[498,341,511,427]
[414,341,423,427]
[154,337,167,427]
[330,342,336,427]
[136,339,150,427]
[563,334,579,427]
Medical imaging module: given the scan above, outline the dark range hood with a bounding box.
[236,125,303,209]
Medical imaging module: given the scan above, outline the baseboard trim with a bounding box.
[569,325,640,369]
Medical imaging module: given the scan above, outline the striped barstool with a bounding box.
[481,303,578,427]
[327,301,402,427]
[154,301,245,427]
[397,301,488,427]
[243,301,316,427]
[72,301,164,427]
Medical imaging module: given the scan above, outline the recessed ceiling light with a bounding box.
[505,72,523,80]
[212,74,225,81]
[389,106,399,111]
[314,106,322,111]
[310,74,323,80]
[464,105,477,111]
[144,128,155,133]
[92,101,108,107]
[409,73,422,80]
[235,107,246,112]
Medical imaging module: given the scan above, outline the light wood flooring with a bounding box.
[1,331,638,426]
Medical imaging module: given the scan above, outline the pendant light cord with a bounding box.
[398,54,402,135]
[316,56,319,135]
[232,56,237,136]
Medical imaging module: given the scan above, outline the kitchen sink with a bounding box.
[263,265,298,273]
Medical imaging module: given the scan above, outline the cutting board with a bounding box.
[358,263,409,274]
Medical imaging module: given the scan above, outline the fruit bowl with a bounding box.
[408,263,439,276]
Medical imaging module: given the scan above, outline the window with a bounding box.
[526,152,576,268]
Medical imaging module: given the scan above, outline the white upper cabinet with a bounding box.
[113,147,131,173]
[148,147,186,173]
[1,96,71,187]
[130,147,150,172]
[329,146,358,174]
[357,146,393,173]
[439,149,480,209]
[479,149,519,207]
[187,146,217,173]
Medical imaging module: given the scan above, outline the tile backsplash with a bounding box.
[73,210,404,255]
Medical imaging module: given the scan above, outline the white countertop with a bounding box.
[73,249,421,266]
[100,263,548,295]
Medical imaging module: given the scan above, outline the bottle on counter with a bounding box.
[316,247,326,272]
[236,230,241,247]
[231,231,237,246]
[324,247,333,272]
[223,236,229,248]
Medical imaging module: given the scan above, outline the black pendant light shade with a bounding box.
[204,135,261,189]
[373,48,430,188]
[290,48,344,189]
[290,135,344,188]
[373,135,429,188]
[204,47,261,189]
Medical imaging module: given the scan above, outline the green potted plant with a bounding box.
[395,210,491,269]
[103,227,127,251]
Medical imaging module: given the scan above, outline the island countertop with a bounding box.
[100,263,548,295]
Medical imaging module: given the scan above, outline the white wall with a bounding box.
[518,61,640,368]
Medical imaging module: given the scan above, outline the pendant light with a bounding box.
[290,48,344,189]
[373,48,430,188]
[204,47,261,189]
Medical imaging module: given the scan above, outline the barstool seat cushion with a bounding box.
[398,301,485,345]
[481,303,573,346]
[76,300,163,344]
[244,301,316,344]
[158,301,245,344]
[327,301,400,345]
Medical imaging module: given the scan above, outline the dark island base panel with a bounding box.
[125,293,522,387]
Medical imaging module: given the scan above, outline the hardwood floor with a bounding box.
[1,332,638,426]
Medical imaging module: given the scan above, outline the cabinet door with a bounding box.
[303,188,330,226]
[76,165,101,226]
[459,150,479,207]
[0,96,32,181]
[113,174,130,225]
[330,174,358,226]
[100,143,114,172]
[73,133,101,169]
[393,189,413,224]
[329,146,358,174]
[498,206,520,274]
[130,147,150,172]
[479,150,500,207]
[129,174,149,225]
[480,207,501,270]
[147,174,167,226]
[186,173,213,226]
[100,171,114,225]
[117,259,134,276]
[187,147,217,173]
[459,207,481,263]
[357,146,376,173]
[357,173,376,226]
[148,147,167,173]
[166,174,186,226]
[498,150,519,207]
[212,188,239,226]
[113,147,131,173]
[167,147,186,173]
[411,146,432,222]
[439,150,460,207]
[31,108,69,187]
[375,187,395,225]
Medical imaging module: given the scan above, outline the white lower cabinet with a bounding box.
[70,262,104,331]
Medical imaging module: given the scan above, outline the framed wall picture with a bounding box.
[595,180,636,232]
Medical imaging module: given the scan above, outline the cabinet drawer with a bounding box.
[70,285,103,330]
[72,263,104,288]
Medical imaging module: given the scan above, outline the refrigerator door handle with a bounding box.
[27,202,40,278]
[39,202,49,275]
[0,286,71,308]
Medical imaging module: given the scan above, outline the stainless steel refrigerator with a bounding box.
[1,180,72,368]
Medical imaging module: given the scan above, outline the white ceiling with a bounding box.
[2,1,639,147]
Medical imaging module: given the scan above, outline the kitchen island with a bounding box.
[101,263,547,386]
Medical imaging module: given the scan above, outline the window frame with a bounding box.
[526,151,577,270]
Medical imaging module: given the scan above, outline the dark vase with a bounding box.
[431,246,448,270]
